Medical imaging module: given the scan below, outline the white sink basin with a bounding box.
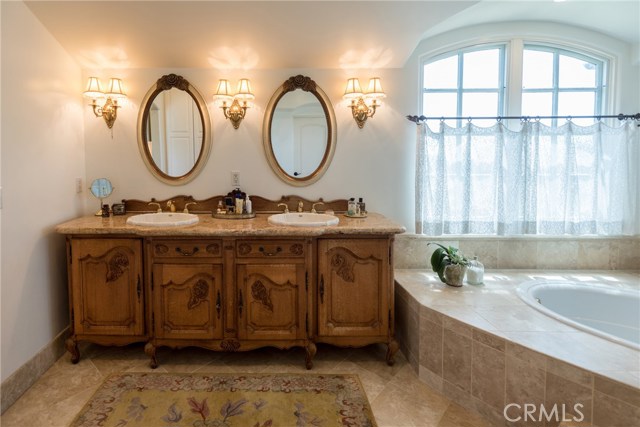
[268,212,339,227]
[126,212,199,227]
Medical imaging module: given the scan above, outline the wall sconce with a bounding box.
[343,77,385,129]
[213,78,254,129]
[83,77,126,129]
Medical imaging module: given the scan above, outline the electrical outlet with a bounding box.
[75,178,83,194]
[231,171,240,187]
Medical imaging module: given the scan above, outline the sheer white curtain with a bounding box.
[415,120,639,236]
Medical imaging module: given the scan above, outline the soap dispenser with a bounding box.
[466,256,484,285]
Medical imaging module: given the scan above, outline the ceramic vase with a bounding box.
[443,264,466,287]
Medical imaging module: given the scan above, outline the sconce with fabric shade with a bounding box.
[213,78,254,129]
[83,77,126,129]
[343,77,385,129]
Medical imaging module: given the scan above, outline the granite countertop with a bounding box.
[55,212,406,237]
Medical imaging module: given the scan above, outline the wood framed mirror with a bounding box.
[262,75,337,186]
[137,74,211,185]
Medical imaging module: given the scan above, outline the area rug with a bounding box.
[71,372,377,427]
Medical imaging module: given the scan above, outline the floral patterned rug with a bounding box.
[71,372,377,427]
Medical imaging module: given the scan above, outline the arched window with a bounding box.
[421,43,606,125]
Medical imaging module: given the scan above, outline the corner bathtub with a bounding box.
[517,280,640,350]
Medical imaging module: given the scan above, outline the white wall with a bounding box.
[0,2,85,382]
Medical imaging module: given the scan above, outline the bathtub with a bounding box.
[517,280,640,350]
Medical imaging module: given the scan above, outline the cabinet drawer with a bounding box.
[152,240,223,258]
[236,240,306,258]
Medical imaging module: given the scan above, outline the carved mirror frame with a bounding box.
[262,75,337,186]
[137,74,212,185]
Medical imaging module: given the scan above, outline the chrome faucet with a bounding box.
[183,202,196,213]
[297,201,304,212]
[166,200,176,212]
[277,203,289,213]
[311,202,325,213]
[148,202,162,213]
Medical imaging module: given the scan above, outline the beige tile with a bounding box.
[537,241,579,269]
[443,315,473,338]
[458,240,498,269]
[473,329,506,352]
[546,357,593,389]
[472,341,505,410]
[593,390,640,427]
[437,402,492,427]
[420,318,443,375]
[371,381,450,427]
[421,305,444,325]
[419,365,444,393]
[498,241,537,269]
[594,375,640,408]
[442,329,472,392]
[545,373,593,424]
[577,241,612,269]
[505,355,545,427]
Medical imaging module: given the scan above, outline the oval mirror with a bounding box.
[263,75,336,186]
[137,74,211,185]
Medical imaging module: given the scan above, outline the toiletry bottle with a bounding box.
[235,198,244,215]
[357,197,366,215]
[216,200,225,214]
[466,256,484,285]
[347,198,357,216]
[245,195,252,214]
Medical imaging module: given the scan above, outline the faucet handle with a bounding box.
[277,203,289,213]
[183,202,197,213]
[297,201,304,212]
[166,200,176,212]
[148,202,162,213]
[311,202,325,213]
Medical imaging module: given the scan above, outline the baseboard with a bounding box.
[1,327,69,414]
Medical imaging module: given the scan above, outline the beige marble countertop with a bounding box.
[395,269,640,388]
[55,212,406,237]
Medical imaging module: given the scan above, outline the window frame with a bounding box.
[419,41,609,125]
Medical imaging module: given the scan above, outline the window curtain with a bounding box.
[415,120,639,236]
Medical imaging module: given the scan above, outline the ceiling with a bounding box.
[23,0,640,70]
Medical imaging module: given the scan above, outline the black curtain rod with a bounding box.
[406,113,640,124]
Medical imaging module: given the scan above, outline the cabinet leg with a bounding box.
[305,342,317,370]
[65,338,80,364]
[386,338,399,366]
[144,342,158,369]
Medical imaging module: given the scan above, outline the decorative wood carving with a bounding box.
[155,244,169,255]
[283,74,316,93]
[106,251,129,282]
[290,243,304,256]
[157,73,189,91]
[123,195,348,213]
[206,243,221,255]
[220,339,240,352]
[251,280,273,312]
[330,252,355,282]
[187,279,209,310]
[238,243,252,255]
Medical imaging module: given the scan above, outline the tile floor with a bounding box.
[1,343,491,427]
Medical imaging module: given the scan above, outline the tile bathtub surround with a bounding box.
[395,269,640,427]
[394,234,640,270]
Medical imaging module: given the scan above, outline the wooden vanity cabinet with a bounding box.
[145,239,224,367]
[316,237,399,365]
[65,237,145,363]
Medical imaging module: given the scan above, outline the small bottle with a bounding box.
[357,197,366,215]
[216,200,225,214]
[347,199,357,216]
[245,195,252,214]
[466,256,484,285]
[235,198,244,215]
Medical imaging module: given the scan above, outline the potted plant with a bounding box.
[428,243,468,287]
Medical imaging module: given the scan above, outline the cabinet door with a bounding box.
[236,264,307,341]
[71,239,143,336]
[317,239,389,337]
[153,263,223,340]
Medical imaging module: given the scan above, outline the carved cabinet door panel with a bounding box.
[317,239,390,337]
[236,263,307,341]
[71,238,144,336]
[152,263,223,340]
